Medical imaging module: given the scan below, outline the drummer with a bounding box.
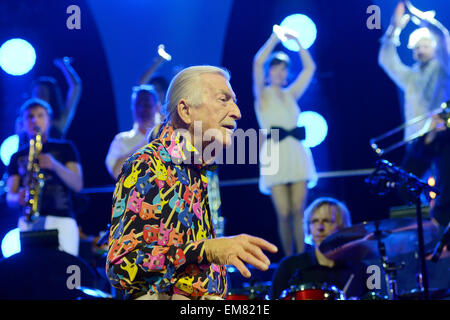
[270,197,369,299]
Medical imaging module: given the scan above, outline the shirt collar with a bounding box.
[156,123,217,171]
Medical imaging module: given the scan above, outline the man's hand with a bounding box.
[392,2,410,30]
[38,153,57,171]
[18,188,27,207]
[425,115,447,144]
[53,57,72,69]
[404,1,436,25]
[204,234,278,278]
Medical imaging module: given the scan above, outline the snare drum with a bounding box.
[280,283,345,300]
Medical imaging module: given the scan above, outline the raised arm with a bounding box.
[53,57,82,137]
[253,33,280,100]
[285,34,316,101]
[405,1,450,73]
[138,45,172,85]
[378,2,413,91]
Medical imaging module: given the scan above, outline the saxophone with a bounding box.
[24,128,45,222]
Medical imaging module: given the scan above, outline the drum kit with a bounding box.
[226,158,449,301]
[225,216,449,301]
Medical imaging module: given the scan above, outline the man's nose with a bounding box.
[230,102,241,120]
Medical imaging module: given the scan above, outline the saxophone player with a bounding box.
[6,99,83,256]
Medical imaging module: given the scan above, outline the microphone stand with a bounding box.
[410,186,429,300]
[366,160,440,300]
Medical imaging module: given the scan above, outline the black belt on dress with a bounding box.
[266,126,306,142]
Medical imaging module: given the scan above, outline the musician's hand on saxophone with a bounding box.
[36,153,83,192]
[17,188,27,207]
[37,153,56,171]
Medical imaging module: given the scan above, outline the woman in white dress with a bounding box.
[253,29,317,256]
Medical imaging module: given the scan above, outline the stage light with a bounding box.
[279,14,317,51]
[0,134,19,166]
[1,228,21,258]
[297,111,328,148]
[0,38,36,76]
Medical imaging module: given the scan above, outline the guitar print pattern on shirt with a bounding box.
[106,124,227,300]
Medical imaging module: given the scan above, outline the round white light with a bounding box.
[297,111,328,148]
[0,134,19,166]
[0,38,36,76]
[1,228,21,258]
[279,14,317,51]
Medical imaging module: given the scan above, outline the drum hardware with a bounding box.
[226,281,271,300]
[341,273,354,298]
[366,160,440,300]
[373,223,405,300]
[319,217,439,300]
[319,217,438,262]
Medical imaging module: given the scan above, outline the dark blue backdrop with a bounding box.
[1,0,449,267]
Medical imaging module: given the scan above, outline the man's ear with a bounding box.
[176,99,192,125]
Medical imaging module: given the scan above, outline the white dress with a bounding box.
[255,86,317,195]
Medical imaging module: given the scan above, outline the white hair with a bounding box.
[162,65,230,121]
[408,27,437,49]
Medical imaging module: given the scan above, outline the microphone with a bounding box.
[365,167,398,196]
[365,174,397,189]
[431,222,450,262]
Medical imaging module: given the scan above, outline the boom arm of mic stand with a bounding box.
[368,160,438,300]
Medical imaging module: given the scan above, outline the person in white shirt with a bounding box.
[105,85,161,180]
[378,1,450,180]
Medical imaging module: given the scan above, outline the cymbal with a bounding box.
[319,218,439,261]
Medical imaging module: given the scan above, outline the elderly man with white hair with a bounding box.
[106,65,278,300]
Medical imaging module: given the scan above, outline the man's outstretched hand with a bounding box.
[204,234,278,278]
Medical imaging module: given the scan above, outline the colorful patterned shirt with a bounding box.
[106,124,228,299]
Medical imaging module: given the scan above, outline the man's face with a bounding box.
[22,106,51,138]
[413,38,435,64]
[309,205,340,247]
[190,73,241,148]
[133,91,159,124]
